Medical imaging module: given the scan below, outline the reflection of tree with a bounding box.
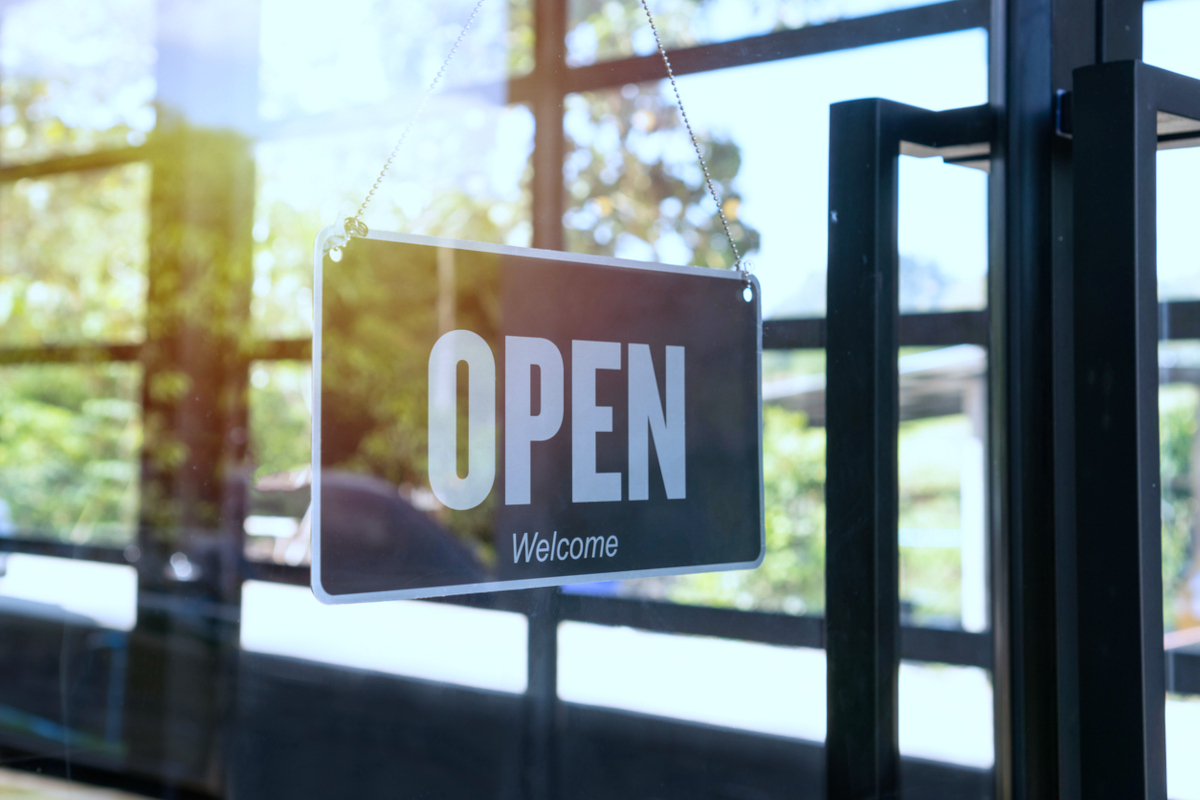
[0,364,141,544]
[0,0,155,163]
[0,165,149,346]
[564,85,760,270]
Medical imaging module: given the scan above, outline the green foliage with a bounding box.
[0,363,141,545]
[564,86,760,271]
[0,164,149,347]
[898,415,968,624]
[665,404,825,614]
[1160,384,1198,631]
[249,362,312,480]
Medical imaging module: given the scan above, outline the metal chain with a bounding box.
[342,0,490,242]
[337,0,748,281]
[638,0,747,276]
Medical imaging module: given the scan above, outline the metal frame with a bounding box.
[1070,59,1200,800]
[825,98,993,799]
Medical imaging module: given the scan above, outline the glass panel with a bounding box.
[898,661,993,767]
[1159,352,1200,800]
[0,362,142,546]
[0,0,155,164]
[246,360,312,566]
[898,155,987,313]
[0,554,137,630]
[566,0,954,67]
[596,349,825,613]
[1157,147,1200,301]
[898,346,988,631]
[563,29,989,319]
[240,581,528,693]
[258,0,533,124]
[1144,0,1200,82]
[557,623,993,768]
[252,103,533,338]
[0,163,150,347]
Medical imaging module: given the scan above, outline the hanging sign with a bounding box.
[311,228,763,603]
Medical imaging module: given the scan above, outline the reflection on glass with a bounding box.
[0,0,155,164]
[253,103,533,339]
[258,0,532,123]
[245,361,312,566]
[615,345,988,629]
[612,349,825,614]
[0,163,149,347]
[0,363,141,546]
[566,0,947,67]
[563,31,988,318]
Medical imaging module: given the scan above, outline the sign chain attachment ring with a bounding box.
[638,0,750,285]
[326,0,490,259]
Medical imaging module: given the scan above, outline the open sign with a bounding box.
[312,229,763,603]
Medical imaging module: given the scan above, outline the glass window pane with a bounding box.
[1157,147,1200,301]
[246,360,311,566]
[566,0,957,67]
[899,155,987,313]
[1144,0,1200,82]
[557,624,994,769]
[563,30,989,319]
[0,362,142,546]
[577,349,824,614]
[258,0,532,124]
[252,103,533,339]
[0,163,150,347]
[0,0,155,164]
[899,346,988,631]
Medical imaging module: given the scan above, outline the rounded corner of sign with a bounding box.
[309,571,339,605]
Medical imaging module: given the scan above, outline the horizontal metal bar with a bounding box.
[0,537,130,565]
[553,0,989,97]
[0,343,142,366]
[558,594,991,667]
[558,593,826,648]
[1168,649,1200,695]
[763,310,989,349]
[0,339,310,366]
[0,146,148,183]
[244,338,311,362]
[763,318,826,349]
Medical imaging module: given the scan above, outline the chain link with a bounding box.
[638,0,747,277]
[344,0,490,238]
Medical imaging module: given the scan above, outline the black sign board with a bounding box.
[312,229,762,603]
